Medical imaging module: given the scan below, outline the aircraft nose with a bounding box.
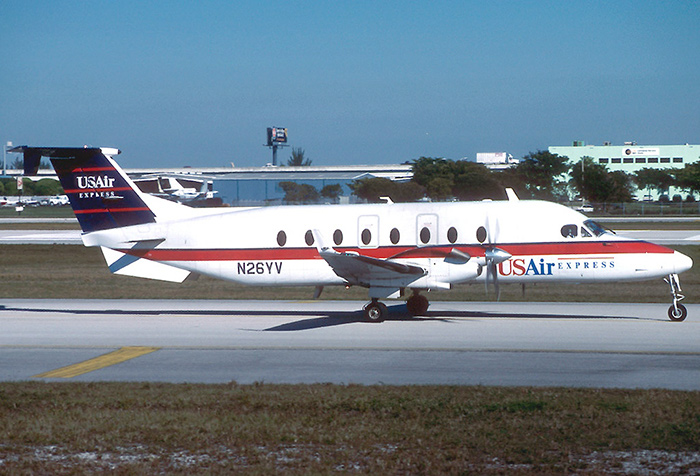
[673,250,693,274]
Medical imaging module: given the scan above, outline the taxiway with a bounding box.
[1,299,698,389]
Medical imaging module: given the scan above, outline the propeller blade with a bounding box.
[484,247,511,300]
[482,211,508,300]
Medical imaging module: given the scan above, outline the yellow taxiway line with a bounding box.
[33,346,160,379]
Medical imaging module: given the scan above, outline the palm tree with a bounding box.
[287,147,312,166]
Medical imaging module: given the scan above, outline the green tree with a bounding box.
[320,183,343,203]
[287,147,312,166]
[570,157,635,202]
[451,160,504,201]
[634,168,675,199]
[494,166,529,198]
[514,150,569,200]
[350,177,424,203]
[411,157,504,201]
[425,176,453,201]
[0,178,18,195]
[411,157,455,192]
[388,181,425,202]
[31,178,65,196]
[674,162,700,195]
[279,181,319,204]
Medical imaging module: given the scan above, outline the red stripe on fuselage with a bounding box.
[120,240,673,262]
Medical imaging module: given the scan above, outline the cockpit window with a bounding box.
[583,219,607,237]
[581,227,592,238]
[561,224,577,238]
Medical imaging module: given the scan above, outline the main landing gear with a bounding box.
[665,273,687,322]
[364,298,388,322]
[363,291,430,322]
[406,291,429,317]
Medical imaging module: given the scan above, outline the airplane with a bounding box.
[10,145,694,322]
[132,175,217,204]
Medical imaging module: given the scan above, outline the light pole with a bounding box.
[3,141,12,176]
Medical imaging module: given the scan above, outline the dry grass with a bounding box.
[0,382,698,474]
[0,244,699,303]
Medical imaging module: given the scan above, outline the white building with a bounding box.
[549,141,700,200]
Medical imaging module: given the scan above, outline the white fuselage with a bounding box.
[94,199,692,293]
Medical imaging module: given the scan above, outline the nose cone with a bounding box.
[673,250,693,274]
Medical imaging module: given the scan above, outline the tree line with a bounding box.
[274,150,700,204]
[0,177,64,197]
[353,152,700,204]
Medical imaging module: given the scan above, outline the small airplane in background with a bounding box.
[10,146,693,322]
[132,175,217,204]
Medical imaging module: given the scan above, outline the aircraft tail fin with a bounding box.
[10,146,156,233]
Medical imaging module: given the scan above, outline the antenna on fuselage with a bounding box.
[505,188,519,201]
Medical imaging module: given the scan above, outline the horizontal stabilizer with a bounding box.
[101,247,190,283]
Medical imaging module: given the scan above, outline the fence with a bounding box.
[568,201,700,217]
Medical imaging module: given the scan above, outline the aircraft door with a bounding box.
[358,215,379,248]
[416,214,438,247]
[416,214,447,280]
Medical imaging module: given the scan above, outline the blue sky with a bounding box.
[1,1,698,168]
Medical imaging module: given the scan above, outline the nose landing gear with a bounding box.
[665,273,687,322]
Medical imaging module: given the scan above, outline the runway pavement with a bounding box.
[1,299,698,389]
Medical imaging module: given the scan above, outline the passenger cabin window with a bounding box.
[419,227,431,244]
[305,230,314,246]
[277,230,287,247]
[390,228,400,245]
[361,229,372,245]
[476,226,487,243]
[561,224,577,238]
[333,229,343,245]
[447,227,458,244]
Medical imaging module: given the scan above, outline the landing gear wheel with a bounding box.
[665,274,688,322]
[364,300,388,323]
[668,304,687,322]
[406,294,429,316]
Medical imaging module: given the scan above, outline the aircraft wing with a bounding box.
[312,230,426,287]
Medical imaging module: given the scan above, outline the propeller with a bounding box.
[478,214,511,300]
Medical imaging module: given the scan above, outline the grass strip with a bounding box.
[0,382,697,474]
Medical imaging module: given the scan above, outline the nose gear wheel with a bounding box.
[665,274,687,322]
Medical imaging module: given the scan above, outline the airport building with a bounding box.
[549,141,700,200]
